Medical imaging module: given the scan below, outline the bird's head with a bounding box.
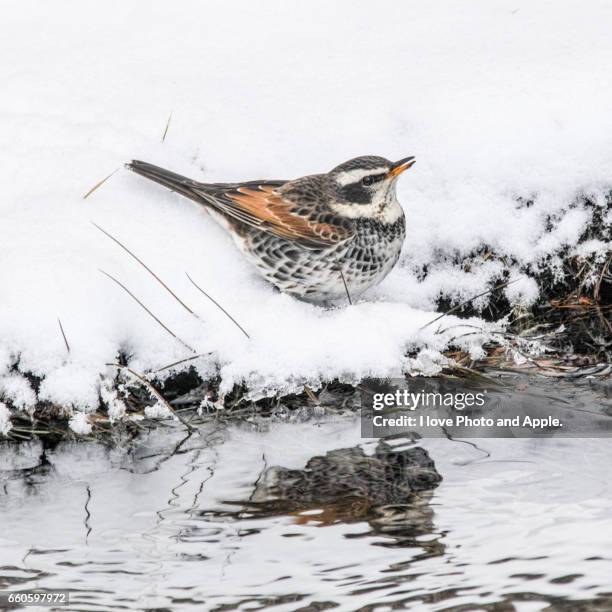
[328,155,415,220]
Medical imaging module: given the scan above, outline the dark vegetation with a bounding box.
[437,196,611,361]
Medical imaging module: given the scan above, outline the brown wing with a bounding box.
[126,161,352,248]
[209,183,354,248]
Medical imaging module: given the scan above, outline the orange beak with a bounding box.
[388,156,416,178]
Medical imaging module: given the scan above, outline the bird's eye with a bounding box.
[362,175,374,186]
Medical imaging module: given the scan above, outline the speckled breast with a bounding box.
[243,215,406,303]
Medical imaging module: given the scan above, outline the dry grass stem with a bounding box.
[421,278,520,331]
[161,112,172,143]
[106,363,195,433]
[186,272,250,339]
[154,353,213,374]
[338,268,353,305]
[83,168,119,199]
[99,269,195,353]
[93,222,198,318]
[57,317,70,353]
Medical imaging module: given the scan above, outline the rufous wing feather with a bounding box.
[223,185,353,247]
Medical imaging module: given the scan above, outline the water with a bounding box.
[1,376,611,611]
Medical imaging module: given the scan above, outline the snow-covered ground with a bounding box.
[1,1,611,424]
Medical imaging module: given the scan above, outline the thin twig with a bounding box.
[93,222,198,317]
[186,272,250,339]
[161,112,172,143]
[420,278,520,331]
[83,168,120,199]
[57,317,70,353]
[106,363,196,433]
[99,269,195,353]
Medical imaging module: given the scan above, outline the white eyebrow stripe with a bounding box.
[334,167,388,186]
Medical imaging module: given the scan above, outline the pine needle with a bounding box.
[100,269,195,353]
[186,272,250,339]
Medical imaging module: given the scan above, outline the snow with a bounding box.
[0,374,37,414]
[504,275,540,308]
[99,376,127,422]
[1,1,611,414]
[0,403,12,437]
[68,412,92,435]
[144,402,173,420]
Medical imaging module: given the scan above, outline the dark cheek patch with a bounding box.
[341,183,372,204]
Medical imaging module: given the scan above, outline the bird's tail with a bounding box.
[126,160,206,202]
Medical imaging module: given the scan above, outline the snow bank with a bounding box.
[1,1,611,419]
[0,403,12,437]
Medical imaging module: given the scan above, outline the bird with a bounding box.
[127,155,415,304]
